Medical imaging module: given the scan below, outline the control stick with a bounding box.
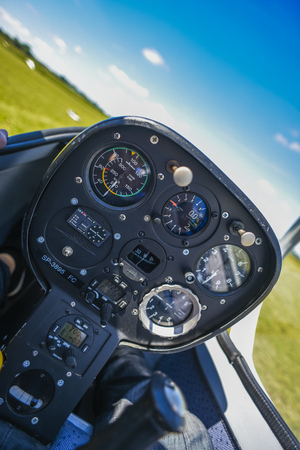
[78,372,186,450]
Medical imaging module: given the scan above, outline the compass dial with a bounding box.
[88,147,152,207]
[139,284,201,337]
[162,193,208,236]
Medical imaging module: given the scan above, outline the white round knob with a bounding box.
[238,230,255,247]
[173,166,193,187]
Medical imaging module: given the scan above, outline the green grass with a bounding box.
[0,32,108,135]
[253,253,300,440]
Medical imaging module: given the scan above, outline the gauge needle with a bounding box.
[103,180,117,196]
[202,269,219,284]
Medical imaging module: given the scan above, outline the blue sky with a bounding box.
[0,0,300,241]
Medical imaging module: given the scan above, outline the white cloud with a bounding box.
[0,6,31,38]
[289,141,300,153]
[257,179,277,196]
[109,65,149,98]
[26,3,39,18]
[274,132,288,146]
[74,45,82,54]
[274,132,300,153]
[142,48,165,66]
[53,35,67,54]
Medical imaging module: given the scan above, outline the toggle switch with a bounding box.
[229,221,255,247]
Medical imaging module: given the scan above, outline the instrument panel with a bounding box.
[24,116,281,348]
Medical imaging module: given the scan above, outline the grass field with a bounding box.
[0,30,108,135]
[253,253,300,440]
[1,30,300,442]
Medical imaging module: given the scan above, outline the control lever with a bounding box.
[78,372,186,450]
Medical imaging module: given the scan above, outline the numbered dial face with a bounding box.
[89,147,152,207]
[196,244,251,293]
[162,193,208,236]
[139,284,201,337]
[146,289,193,327]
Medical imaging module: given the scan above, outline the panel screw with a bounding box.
[258,267,264,273]
[80,269,87,276]
[66,372,72,377]
[222,212,229,219]
[75,177,82,184]
[131,309,139,316]
[220,299,226,305]
[119,214,126,221]
[33,351,38,357]
[202,305,207,311]
[71,301,76,307]
[133,290,139,295]
[224,235,230,241]
[255,238,262,245]
[62,246,73,257]
[31,417,39,425]
[165,276,173,283]
[150,135,159,144]
[37,236,44,243]
[114,132,121,140]
[23,360,30,367]
[183,249,189,255]
[71,198,78,205]
[57,379,64,387]
[157,173,164,181]
[114,233,121,240]
[144,215,151,222]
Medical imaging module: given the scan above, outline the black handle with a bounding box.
[79,371,186,450]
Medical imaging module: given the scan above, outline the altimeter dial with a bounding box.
[196,244,251,293]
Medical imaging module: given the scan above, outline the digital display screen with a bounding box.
[58,322,87,348]
[128,244,160,273]
[97,279,125,302]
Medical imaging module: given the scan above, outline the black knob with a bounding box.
[86,290,97,304]
[63,349,77,368]
[100,302,113,327]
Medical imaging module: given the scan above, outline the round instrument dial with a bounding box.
[88,147,152,207]
[195,244,251,293]
[162,193,208,236]
[139,284,201,337]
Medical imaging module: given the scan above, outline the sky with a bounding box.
[0,0,300,243]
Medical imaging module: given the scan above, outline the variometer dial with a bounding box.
[162,193,208,236]
[196,244,251,293]
[139,284,201,337]
[88,147,152,207]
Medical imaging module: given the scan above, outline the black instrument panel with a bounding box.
[24,117,281,349]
